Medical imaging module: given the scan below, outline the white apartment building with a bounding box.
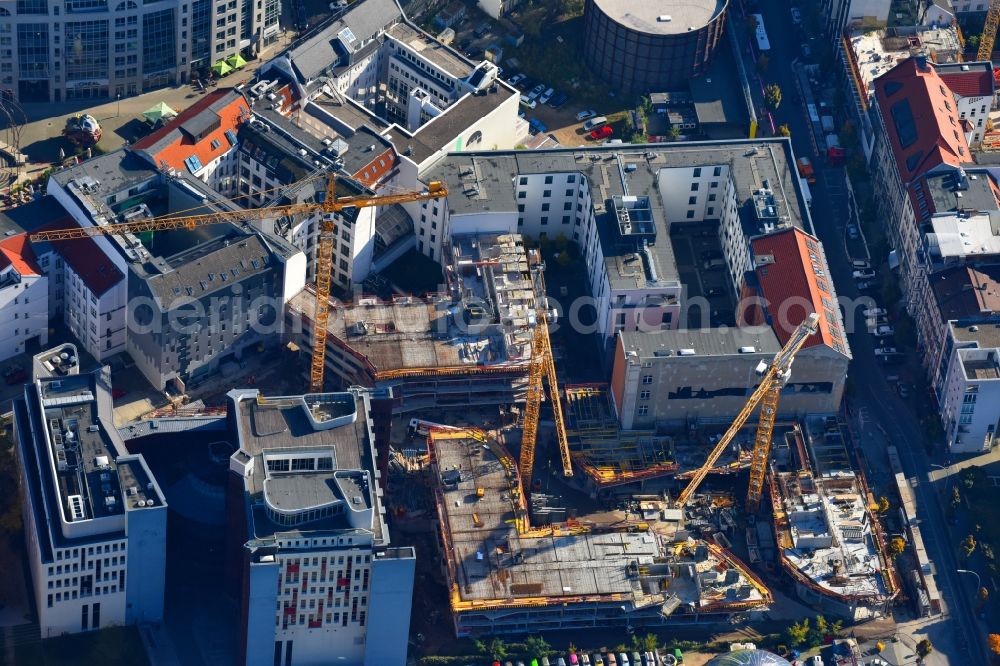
[0,235,48,362]
[424,139,813,349]
[225,389,414,666]
[12,369,167,638]
[939,321,1000,453]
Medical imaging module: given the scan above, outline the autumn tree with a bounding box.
[764,84,782,112]
[778,124,791,137]
[961,534,978,559]
[989,633,1000,655]
[889,537,906,557]
[916,638,933,658]
[876,496,891,514]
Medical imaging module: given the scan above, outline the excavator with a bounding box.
[28,174,447,394]
[675,313,820,512]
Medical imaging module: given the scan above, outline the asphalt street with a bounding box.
[745,1,991,662]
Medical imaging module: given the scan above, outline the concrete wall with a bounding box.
[613,342,848,428]
[363,549,416,666]
[124,502,168,624]
[244,557,280,666]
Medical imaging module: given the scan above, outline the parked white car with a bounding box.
[873,325,894,337]
[875,346,898,355]
[539,87,555,104]
[863,307,886,318]
[576,109,596,121]
[853,269,876,279]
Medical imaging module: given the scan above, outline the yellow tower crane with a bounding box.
[674,312,820,511]
[978,0,1000,62]
[517,259,572,493]
[28,175,447,394]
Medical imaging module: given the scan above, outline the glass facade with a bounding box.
[16,0,49,15]
[191,0,211,67]
[65,20,109,80]
[583,0,726,93]
[65,0,109,13]
[143,8,176,74]
[16,23,49,79]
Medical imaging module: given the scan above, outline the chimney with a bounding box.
[915,55,929,71]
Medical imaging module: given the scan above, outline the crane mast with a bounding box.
[675,313,820,508]
[518,259,572,493]
[978,0,1000,62]
[28,174,448,393]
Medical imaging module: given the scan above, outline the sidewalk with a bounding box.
[12,29,295,187]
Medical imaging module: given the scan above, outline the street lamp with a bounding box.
[116,93,121,118]
[957,568,981,590]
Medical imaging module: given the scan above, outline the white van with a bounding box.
[583,116,608,131]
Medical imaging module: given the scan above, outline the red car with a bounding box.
[589,125,613,140]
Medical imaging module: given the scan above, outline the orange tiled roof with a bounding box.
[751,228,847,356]
[874,58,970,184]
[0,234,43,277]
[132,89,249,173]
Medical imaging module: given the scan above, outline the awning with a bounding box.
[141,101,177,124]
[211,60,233,76]
[226,53,248,69]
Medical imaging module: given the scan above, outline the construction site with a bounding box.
[284,233,541,410]
[769,418,900,621]
[426,428,772,636]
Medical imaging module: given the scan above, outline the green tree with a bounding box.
[475,638,509,660]
[951,485,962,510]
[669,125,681,140]
[525,635,552,657]
[764,84,782,112]
[642,633,659,652]
[979,586,990,609]
[614,643,628,653]
[916,638,933,658]
[777,124,791,137]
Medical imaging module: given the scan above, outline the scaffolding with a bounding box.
[564,385,677,487]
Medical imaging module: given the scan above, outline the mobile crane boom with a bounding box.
[675,313,819,508]
[29,175,447,393]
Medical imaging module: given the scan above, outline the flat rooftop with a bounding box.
[620,326,782,358]
[926,211,1000,259]
[425,139,810,292]
[230,390,385,542]
[590,0,725,35]
[961,349,1000,380]
[432,430,769,612]
[387,22,473,78]
[952,320,1000,349]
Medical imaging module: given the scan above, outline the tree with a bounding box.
[979,586,990,609]
[778,124,791,137]
[961,534,978,559]
[785,618,810,647]
[525,636,552,657]
[668,125,681,141]
[477,638,508,660]
[951,485,962,510]
[642,633,659,652]
[764,84,782,112]
[630,132,649,144]
[889,537,906,557]
[876,496,891,514]
[989,633,1000,655]
[916,638,933,658]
